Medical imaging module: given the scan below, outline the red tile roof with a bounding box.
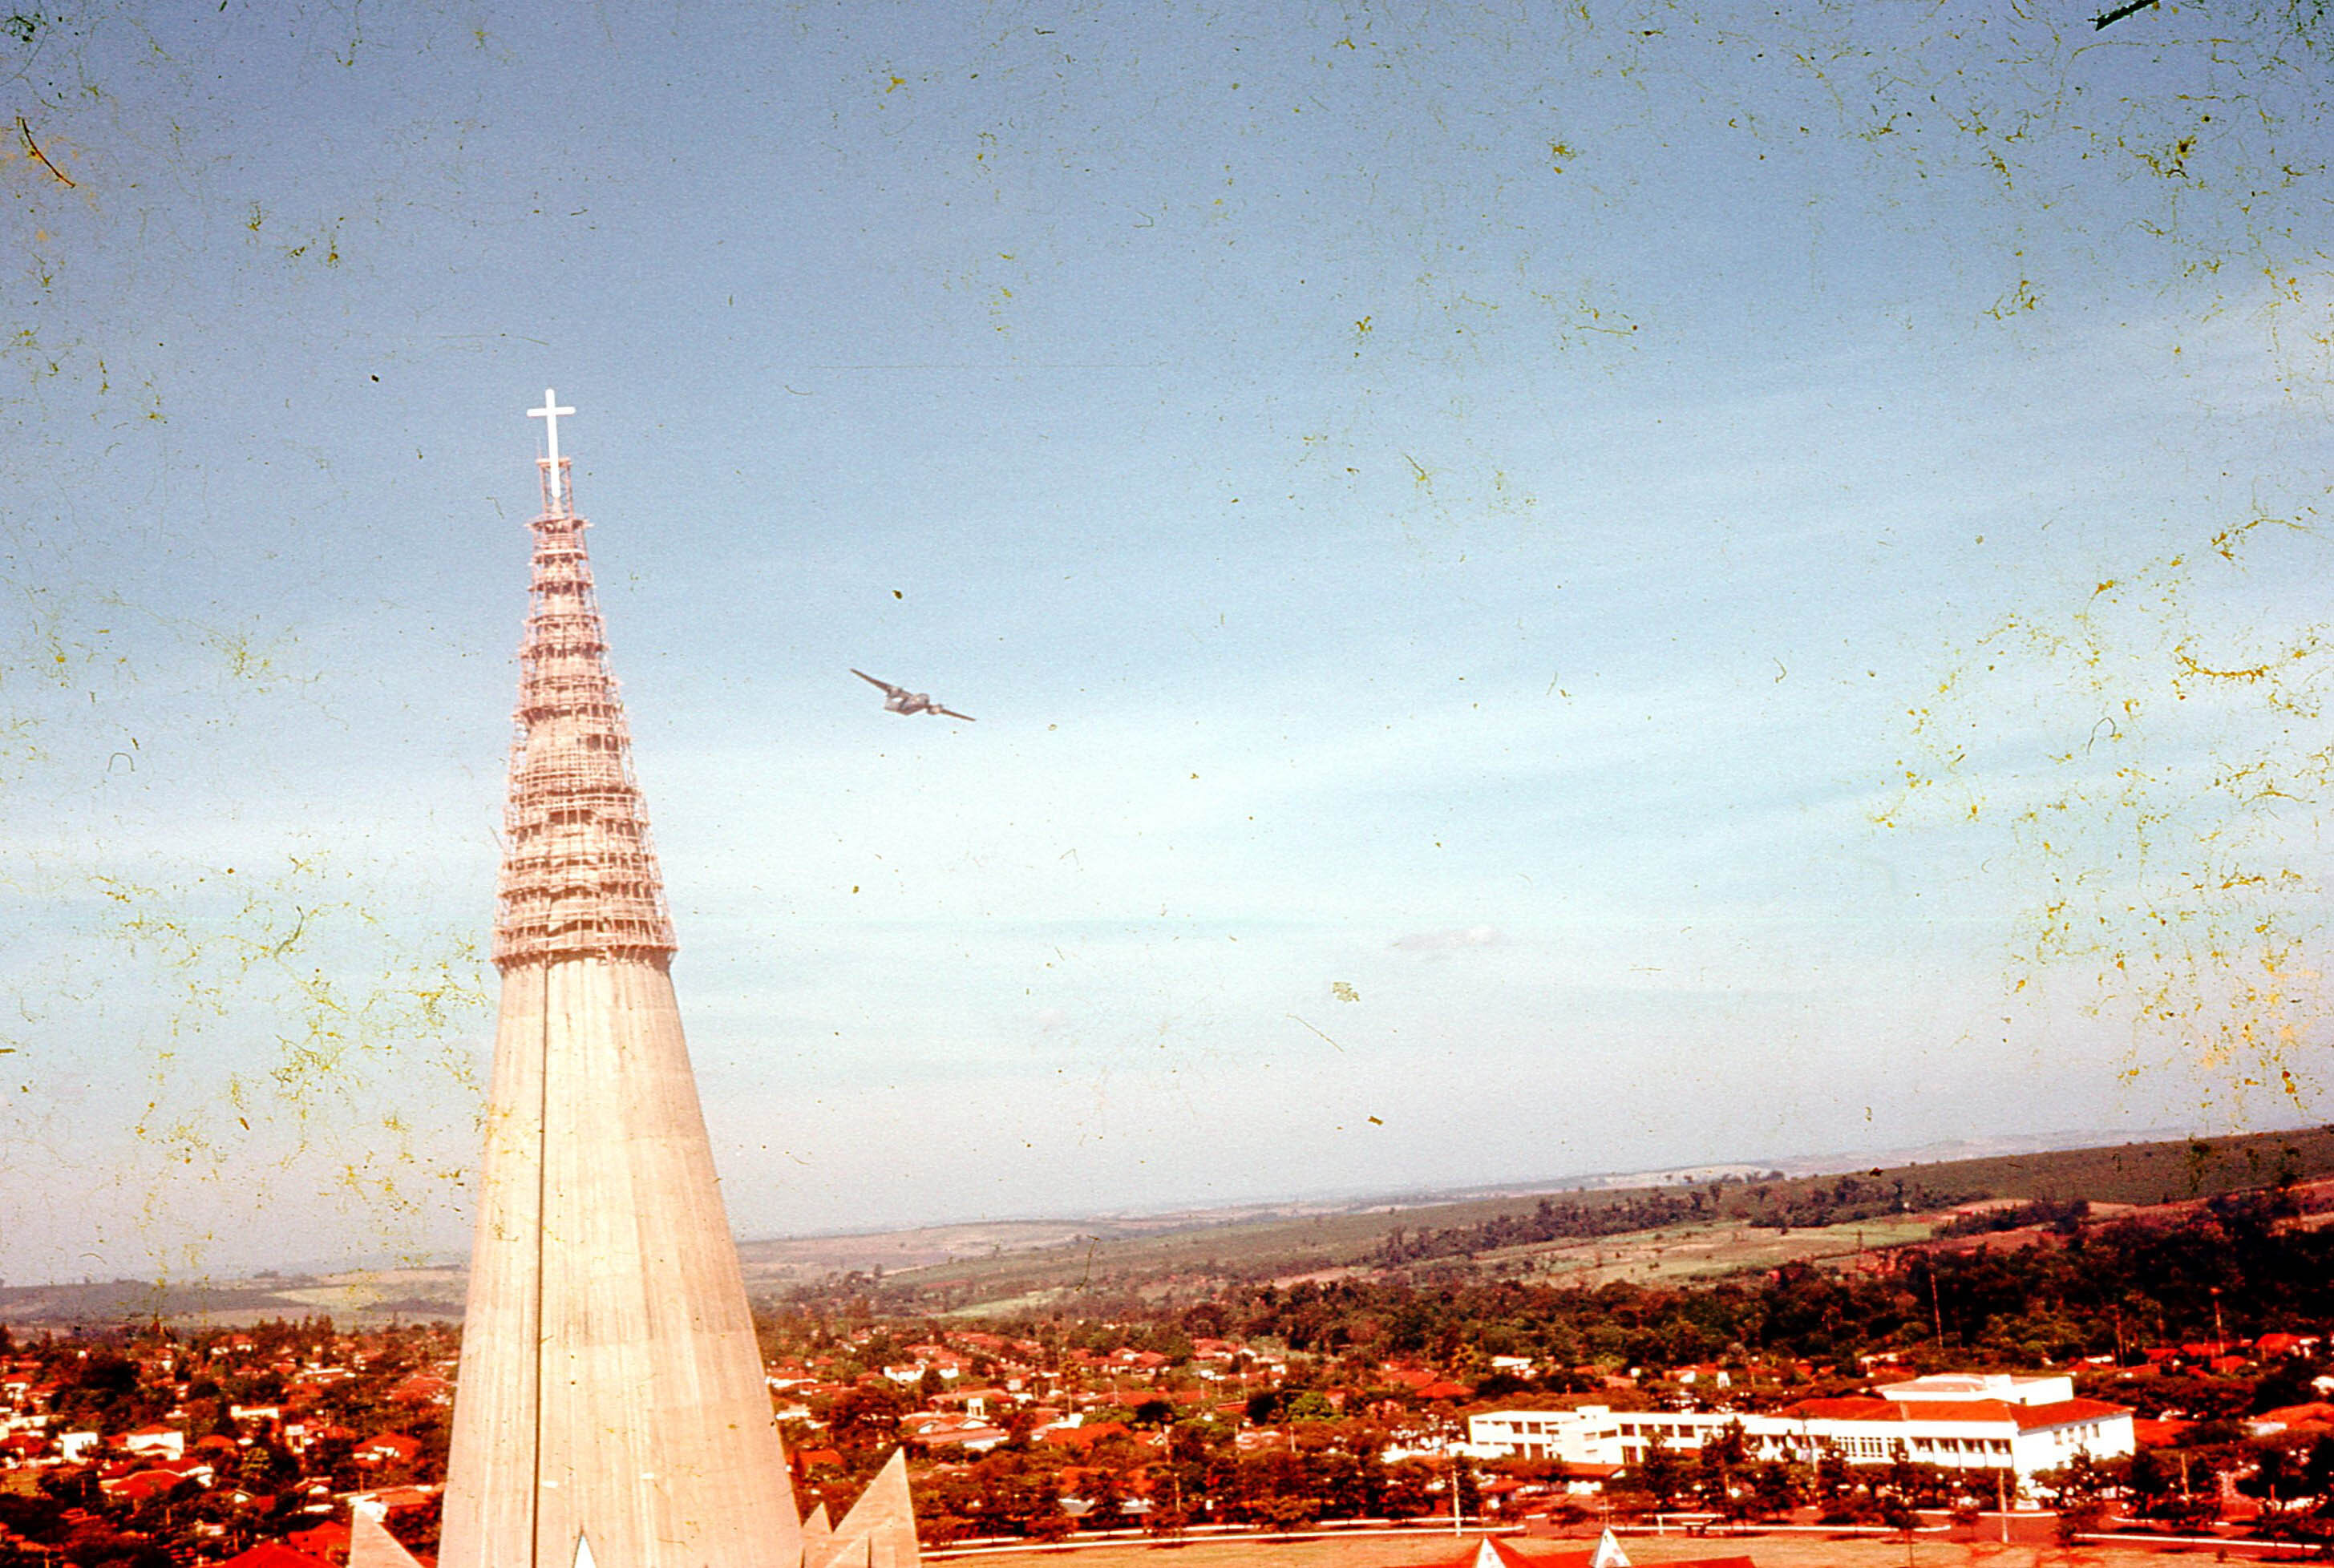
[1783,1396,1903,1421]
[1042,1420,1130,1450]
[285,1522,350,1556]
[1782,1395,2129,1430]
[2008,1399,2131,1431]
[2255,1402,2334,1429]
[221,1545,337,1568]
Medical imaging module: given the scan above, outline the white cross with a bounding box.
[528,388,575,466]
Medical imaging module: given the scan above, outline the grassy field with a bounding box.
[1490,1217,1939,1288]
[887,1128,2334,1314]
[8,1127,2329,1326]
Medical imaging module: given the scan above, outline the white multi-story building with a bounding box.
[1467,1377,2132,1492]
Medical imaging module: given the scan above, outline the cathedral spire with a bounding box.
[442,392,802,1568]
[492,390,678,967]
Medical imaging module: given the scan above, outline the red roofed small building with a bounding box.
[1042,1420,1130,1453]
[285,1520,351,1562]
[354,1432,421,1468]
[122,1423,185,1460]
[101,1469,193,1503]
[2250,1402,2334,1437]
[221,1543,338,1568]
[386,1372,452,1406]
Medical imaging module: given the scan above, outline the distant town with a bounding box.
[5,1129,2334,1565]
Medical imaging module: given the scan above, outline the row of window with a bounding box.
[1495,1426,2016,1459]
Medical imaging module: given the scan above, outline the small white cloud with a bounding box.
[1036,1008,1068,1033]
[1391,924,1502,952]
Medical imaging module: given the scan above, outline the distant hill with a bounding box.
[5,1125,2327,1327]
[1818,1124,2334,1203]
[779,1125,2334,1315]
[0,1267,467,1329]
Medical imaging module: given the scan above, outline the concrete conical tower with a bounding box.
[439,393,802,1568]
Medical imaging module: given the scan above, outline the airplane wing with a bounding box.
[851,668,908,697]
[935,707,977,722]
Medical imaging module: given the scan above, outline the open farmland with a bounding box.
[823,1126,2334,1314]
[1490,1216,1939,1287]
[6,1128,2328,1326]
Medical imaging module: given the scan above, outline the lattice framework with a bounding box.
[491,437,678,966]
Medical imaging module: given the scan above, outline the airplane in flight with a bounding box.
[851,669,976,722]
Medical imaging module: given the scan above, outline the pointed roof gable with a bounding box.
[1451,1542,1749,1568]
[811,1448,918,1568]
[1466,1537,1542,1568]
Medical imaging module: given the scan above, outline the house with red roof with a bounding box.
[284,1520,350,1561]
[221,1542,336,1568]
[100,1469,196,1503]
[2250,1401,2334,1437]
[386,1372,452,1406]
[353,1432,421,1468]
[121,1422,184,1461]
[900,1412,1009,1453]
[1041,1419,1131,1453]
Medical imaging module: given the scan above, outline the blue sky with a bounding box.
[4,2,2332,1282]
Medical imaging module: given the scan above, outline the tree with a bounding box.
[1637,1437,1686,1511]
[2040,1452,2110,1544]
[820,1384,908,1451]
[2237,1442,2303,1514]
[1879,1494,1920,1540]
[1696,1421,1750,1520]
[1751,1459,1802,1520]
[1085,1469,1128,1531]
[1814,1445,1852,1508]
[1285,1390,1338,1422]
[2126,1446,2179,1520]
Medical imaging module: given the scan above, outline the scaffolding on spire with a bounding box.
[441,391,803,1568]
[492,390,678,967]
